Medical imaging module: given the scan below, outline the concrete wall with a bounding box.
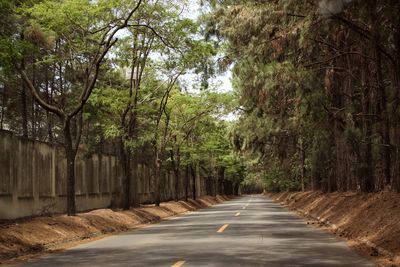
[0,130,209,220]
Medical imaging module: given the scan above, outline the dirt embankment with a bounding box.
[268,191,400,267]
[0,195,231,264]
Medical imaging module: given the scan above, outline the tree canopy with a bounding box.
[2,0,399,213]
[0,0,247,214]
[208,0,400,193]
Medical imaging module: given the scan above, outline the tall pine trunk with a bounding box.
[185,165,189,202]
[299,139,306,191]
[391,3,400,192]
[0,84,6,129]
[191,165,196,200]
[369,0,391,188]
[360,53,374,192]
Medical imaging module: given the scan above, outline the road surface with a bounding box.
[16,195,374,267]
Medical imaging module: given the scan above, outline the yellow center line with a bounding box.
[171,260,186,267]
[217,224,229,233]
[235,212,241,217]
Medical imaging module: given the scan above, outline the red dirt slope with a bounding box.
[268,191,400,267]
[0,195,231,264]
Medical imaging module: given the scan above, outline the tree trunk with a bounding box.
[300,139,306,191]
[185,165,189,202]
[64,119,77,216]
[370,0,391,188]
[215,170,219,196]
[47,69,54,143]
[154,150,161,206]
[218,167,225,195]
[190,165,196,200]
[120,138,131,210]
[234,183,240,196]
[394,146,400,192]
[392,6,400,192]
[174,167,180,201]
[0,84,6,129]
[170,148,180,201]
[20,67,28,138]
[360,52,374,192]
[31,66,36,139]
[377,52,391,188]
[32,98,37,139]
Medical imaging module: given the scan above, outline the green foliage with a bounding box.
[208,0,329,191]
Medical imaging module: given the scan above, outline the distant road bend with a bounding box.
[17,195,374,267]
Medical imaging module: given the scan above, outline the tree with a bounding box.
[166,90,236,199]
[91,0,185,210]
[16,0,143,215]
[210,0,400,193]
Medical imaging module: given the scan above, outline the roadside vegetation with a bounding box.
[2,0,400,212]
[0,0,245,215]
[207,0,400,193]
[2,0,400,265]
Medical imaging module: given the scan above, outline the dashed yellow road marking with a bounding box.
[171,260,186,267]
[217,224,229,233]
[235,212,241,217]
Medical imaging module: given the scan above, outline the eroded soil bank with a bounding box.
[0,195,231,264]
[268,191,400,267]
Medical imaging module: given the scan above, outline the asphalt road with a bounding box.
[16,195,374,267]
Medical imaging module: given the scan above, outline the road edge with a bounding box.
[264,193,399,267]
[0,195,234,265]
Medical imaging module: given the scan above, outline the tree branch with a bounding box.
[69,0,143,119]
[128,23,176,49]
[20,70,64,119]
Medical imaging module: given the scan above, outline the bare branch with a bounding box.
[20,70,64,119]
[69,0,144,119]
[128,23,176,49]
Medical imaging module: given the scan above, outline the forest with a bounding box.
[209,0,400,193]
[1,0,400,216]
